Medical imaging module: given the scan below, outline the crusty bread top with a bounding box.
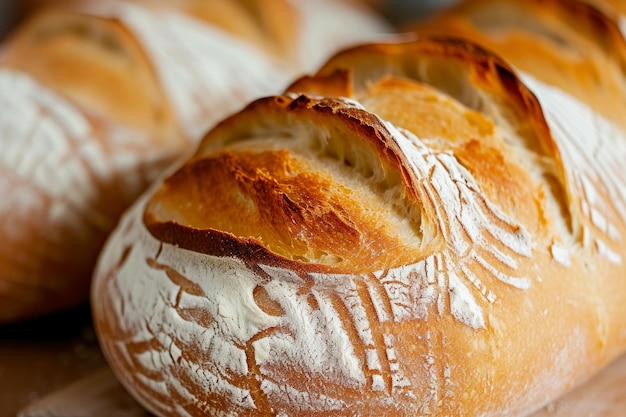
[145,94,428,274]
[290,35,626,257]
[0,0,390,323]
[141,33,624,316]
[137,33,626,346]
[412,0,626,132]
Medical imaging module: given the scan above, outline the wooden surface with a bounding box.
[0,305,107,417]
[12,337,626,417]
[532,352,626,417]
[18,367,150,417]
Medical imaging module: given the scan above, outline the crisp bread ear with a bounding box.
[143,94,432,274]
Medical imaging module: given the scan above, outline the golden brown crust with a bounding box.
[144,95,430,274]
[289,36,569,232]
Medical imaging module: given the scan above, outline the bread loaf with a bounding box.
[0,8,186,322]
[90,2,626,416]
[0,0,389,322]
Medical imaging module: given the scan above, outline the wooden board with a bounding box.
[18,353,626,417]
[18,367,149,417]
[532,352,626,417]
[0,304,107,417]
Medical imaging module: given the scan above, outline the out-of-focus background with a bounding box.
[385,0,459,25]
[0,0,460,40]
[0,0,20,40]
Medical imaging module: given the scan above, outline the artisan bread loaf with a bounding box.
[91,25,626,417]
[0,0,389,322]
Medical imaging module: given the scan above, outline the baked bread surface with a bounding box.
[92,35,626,416]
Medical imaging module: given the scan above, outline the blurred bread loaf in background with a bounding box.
[410,0,626,130]
[0,0,391,323]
